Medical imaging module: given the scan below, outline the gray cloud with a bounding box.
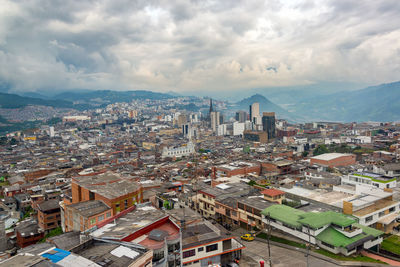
[0,0,399,94]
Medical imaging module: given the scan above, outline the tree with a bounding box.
[313,145,329,156]
[302,151,309,157]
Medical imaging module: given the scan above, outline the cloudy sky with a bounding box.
[0,0,400,94]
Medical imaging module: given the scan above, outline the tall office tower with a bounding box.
[235,111,247,123]
[49,126,55,138]
[249,102,260,124]
[262,112,276,140]
[210,111,220,132]
[182,124,190,136]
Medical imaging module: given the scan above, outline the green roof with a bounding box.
[352,173,396,183]
[316,226,368,248]
[297,211,356,229]
[262,205,356,229]
[353,223,384,237]
[262,205,305,229]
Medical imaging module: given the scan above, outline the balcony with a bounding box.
[334,225,362,238]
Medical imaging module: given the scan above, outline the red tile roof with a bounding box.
[261,188,285,197]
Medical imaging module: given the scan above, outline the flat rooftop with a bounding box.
[217,161,257,171]
[311,153,353,161]
[353,198,397,217]
[69,200,111,218]
[90,205,166,240]
[182,221,231,249]
[74,172,141,199]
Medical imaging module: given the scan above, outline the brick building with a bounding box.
[70,172,143,215]
[63,200,112,232]
[37,199,61,232]
[15,220,44,248]
[310,153,356,167]
[213,162,260,177]
[260,160,293,175]
[243,131,268,143]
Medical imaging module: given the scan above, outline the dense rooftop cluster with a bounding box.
[0,97,400,266]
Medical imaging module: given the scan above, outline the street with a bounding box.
[239,239,340,267]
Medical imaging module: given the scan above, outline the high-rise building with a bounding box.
[210,111,220,132]
[49,126,55,138]
[235,111,247,122]
[262,112,276,140]
[249,103,260,124]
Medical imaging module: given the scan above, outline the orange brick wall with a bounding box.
[310,155,356,167]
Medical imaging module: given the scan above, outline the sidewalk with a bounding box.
[361,250,400,266]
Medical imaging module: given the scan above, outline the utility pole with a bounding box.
[266,212,272,267]
[306,225,311,267]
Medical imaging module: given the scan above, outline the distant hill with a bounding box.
[53,90,174,104]
[232,94,304,121]
[291,81,400,122]
[0,92,73,109]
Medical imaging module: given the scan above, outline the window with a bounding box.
[98,214,105,221]
[206,244,218,252]
[106,212,111,218]
[379,211,385,217]
[365,216,373,222]
[183,249,195,258]
[321,241,335,249]
[389,207,396,213]
[90,218,96,225]
[198,247,204,252]
[124,199,128,208]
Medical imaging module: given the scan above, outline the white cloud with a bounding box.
[0,0,399,93]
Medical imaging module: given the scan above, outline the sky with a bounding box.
[0,0,400,94]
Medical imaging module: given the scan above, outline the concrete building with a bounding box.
[182,220,244,266]
[342,172,397,189]
[249,102,259,124]
[161,142,195,159]
[233,122,245,136]
[210,111,220,132]
[235,111,247,123]
[217,124,227,136]
[261,205,383,256]
[90,204,181,267]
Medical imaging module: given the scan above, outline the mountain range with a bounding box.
[1,81,400,126]
[289,81,400,122]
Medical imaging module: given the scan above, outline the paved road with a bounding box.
[240,239,340,267]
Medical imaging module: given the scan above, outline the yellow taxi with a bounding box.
[240,234,254,241]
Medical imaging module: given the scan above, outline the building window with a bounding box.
[106,212,111,218]
[206,244,218,252]
[98,214,104,221]
[90,218,96,225]
[365,216,373,222]
[321,241,335,249]
[183,249,195,258]
[389,207,395,213]
[124,199,128,208]
[198,247,204,252]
